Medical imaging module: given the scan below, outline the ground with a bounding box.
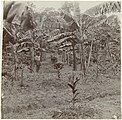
[2,55,121,119]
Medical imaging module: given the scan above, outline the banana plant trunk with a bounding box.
[95,43,100,79]
[80,42,86,76]
[1,96,4,119]
[20,62,24,86]
[14,53,17,82]
[13,47,18,85]
[62,50,66,62]
[79,25,86,76]
[87,39,93,69]
[72,42,77,71]
[96,47,99,79]
[30,44,35,73]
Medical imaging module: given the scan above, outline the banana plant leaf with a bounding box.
[84,1,121,16]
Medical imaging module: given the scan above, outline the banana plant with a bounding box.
[61,1,121,76]
[84,1,121,16]
[68,76,80,109]
[47,31,79,71]
[5,2,50,72]
[9,42,19,85]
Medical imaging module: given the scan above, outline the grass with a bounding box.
[2,55,121,119]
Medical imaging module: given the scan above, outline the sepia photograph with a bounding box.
[1,1,121,119]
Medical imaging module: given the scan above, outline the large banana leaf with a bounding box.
[4,1,26,23]
[3,1,15,19]
[4,1,35,30]
[59,43,72,49]
[47,32,76,43]
[84,1,121,16]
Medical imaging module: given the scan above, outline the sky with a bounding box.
[34,1,104,13]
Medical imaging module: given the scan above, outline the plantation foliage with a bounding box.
[3,1,121,79]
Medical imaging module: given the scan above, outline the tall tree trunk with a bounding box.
[87,39,93,69]
[80,42,86,76]
[103,43,107,73]
[66,52,69,65]
[106,40,112,61]
[14,54,17,82]
[28,29,35,73]
[79,24,86,76]
[20,53,24,86]
[30,44,35,73]
[64,50,66,62]
[69,52,72,66]
[1,95,4,119]
[44,51,46,60]
[20,62,24,86]
[72,43,77,71]
[62,50,66,62]
[13,47,18,85]
[96,46,99,79]
[10,43,17,85]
